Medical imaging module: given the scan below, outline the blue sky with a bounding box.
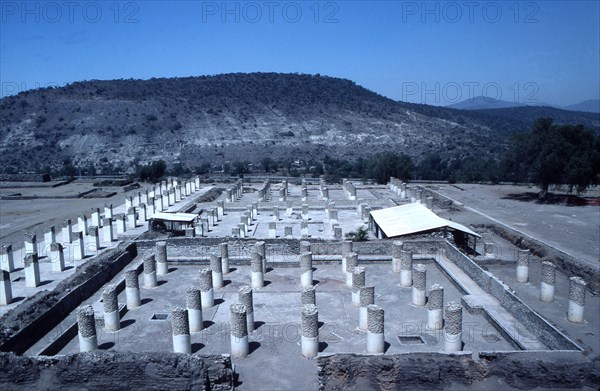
[1,0,598,106]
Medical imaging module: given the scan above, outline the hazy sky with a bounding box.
[1,0,598,106]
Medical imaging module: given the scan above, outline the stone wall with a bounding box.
[0,352,233,391]
[317,352,599,390]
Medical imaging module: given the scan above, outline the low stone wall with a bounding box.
[317,352,599,390]
[0,352,233,391]
[0,243,137,354]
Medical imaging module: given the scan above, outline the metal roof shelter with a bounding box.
[149,212,198,235]
[369,203,480,251]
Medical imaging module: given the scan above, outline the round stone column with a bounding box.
[301,304,319,359]
[351,267,365,307]
[366,304,385,354]
[567,277,586,323]
[186,287,203,332]
[239,286,255,332]
[171,307,191,354]
[359,285,375,330]
[400,250,413,287]
[199,268,214,309]
[300,252,313,287]
[516,249,530,283]
[427,284,444,330]
[219,243,230,274]
[540,261,556,303]
[156,241,168,276]
[251,253,264,289]
[444,301,463,352]
[103,284,120,332]
[125,269,141,308]
[391,241,402,273]
[210,254,223,289]
[77,305,97,352]
[230,303,249,358]
[143,255,157,288]
[346,252,358,287]
[301,285,316,305]
[412,264,427,306]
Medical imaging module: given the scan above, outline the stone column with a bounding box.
[171,307,191,354]
[341,240,353,274]
[186,288,203,332]
[239,215,247,235]
[117,214,127,234]
[412,264,427,306]
[125,269,141,308]
[366,305,385,354]
[199,268,214,308]
[279,188,286,202]
[217,201,225,219]
[139,203,147,221]
[45,226,56,245]
[144,255,157,288]
[322,187,329,201]
[329,209,338,226]
[103,218,114,244]
[391,241,402,273]
[156,241,168,276]
[345,252,359,287]
[24,254,40,288]
[91,208,101,227]
[400,249,413,287]
[156,195,164,212]
[516,249,530,283]
[300,252,313,287]
[444,301,463,352]
[23,233,36,256]
[127,207,137,229]
[210,254,223,289]
[540,261,556,303]
[359,285,375,330]
[103,284,120,331]
[286,201,293,217]
[426,196,434,210]
[77,305,97,352]
[230,304,249,358]
[256,241,266,273]
[1,270,12,305]
[125,196,133,209]
[351,267,365,307]
[104,203,113,220]
[1,245,15,272]
[251,252,264,289]
[162,191,169,209]
[302,187,308,201]
[301,304,319,359]
[427,284,444,330]
[50,243,65,272]
[301,285,316,305]
[78,215,88,236]
[301,221,309,238]
[273,207,280,222]
[567,277,586,323]
[73,231,85,261]
[252,202,258,218]
[63,219,73,243]
[239,286,254,332]
[89,226,100,252]
[168,188,176,206]
[302,204,309,220]
[219,243,230,274]
[147,198,155,217]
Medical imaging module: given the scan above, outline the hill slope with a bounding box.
[0,73,597,174]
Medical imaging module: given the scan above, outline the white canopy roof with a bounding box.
[150,212,198,223]
[369,203,480,238]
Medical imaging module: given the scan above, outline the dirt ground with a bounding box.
[432,184,600,265]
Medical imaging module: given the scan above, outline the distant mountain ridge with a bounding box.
[448,96,600,113]
[0,73,598,174]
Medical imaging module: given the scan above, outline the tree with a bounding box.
[506,118,600,196]
[367,152,413,184]
[345,226,369,241]
[138,159,167,182]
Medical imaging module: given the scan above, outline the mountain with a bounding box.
[0,73,598,175]
[564,99,600,113]
[447,96,526,110]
